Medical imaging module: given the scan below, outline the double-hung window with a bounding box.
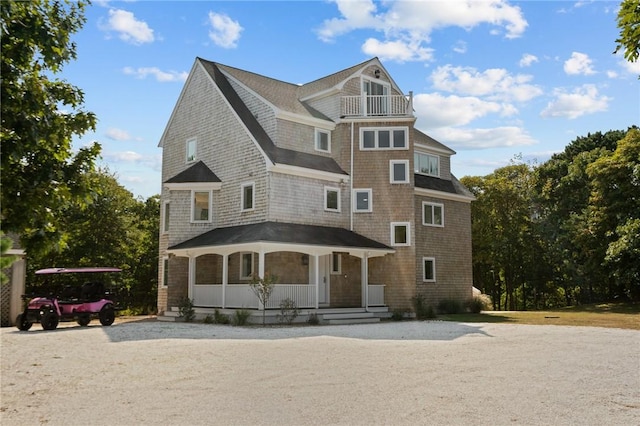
[361,127,407,150]
[414,152,440,177]
[423,202,444,227]
[241,182,255,211]
[325,187,340,212]
[315,129,331,153]
[191,190,211,222]
[353,189,372,213]
[390,160,409,184]
[240,252,254,279]
[186,138,197,163]
[391,222,410,246]
[423,257,436,282]
[331,253,342,275]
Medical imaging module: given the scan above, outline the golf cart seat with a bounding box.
[81,282,105,302]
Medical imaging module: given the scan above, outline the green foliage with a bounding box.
[249,273,277,326]
[277,298,300,325]
[437,299,463,314]
[214,309,230,324]
[0,233,17,285]
[231,309,251,326]
[307,313,320,325]
[614,0,640,68]
[178,297,195,322]
[203,314,214,324]
[390,309,406,321]
[1,0,101,255]
[412,294,436,320]
[465,296,491,314]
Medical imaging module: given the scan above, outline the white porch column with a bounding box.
[361,252,369,310]
[222,254,228,309]
[258,250,265,311]
[188,255,195,300]
[314,254,320,309]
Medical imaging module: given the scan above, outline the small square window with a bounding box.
[240,252,254,279]
[378,130,390,148]
[391,222,410,246]
[331,253,342,275]
[423,202,444,227]
[393,130,406,148]
[390,160,409,184]
[325,187,340,212]
[186,138,197,163]
[192,191,211,222]
[423,257,436,282]
[353,189,372,212]
[362,130,375,149]
[315,129,331,152]
[241,182,255,211]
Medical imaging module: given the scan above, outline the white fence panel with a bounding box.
[368,285,385,306]
[226,285,258,309]
[193,285,222,307]
[267,285,316,309]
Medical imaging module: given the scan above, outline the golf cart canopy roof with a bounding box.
[35,267,122,275]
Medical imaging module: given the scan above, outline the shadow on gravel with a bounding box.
[100,320,492,343]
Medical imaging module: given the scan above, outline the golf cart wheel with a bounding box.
[41,311,59,330]
[77,314,91,327]
[16,314,32,331]
[99,305,115,326]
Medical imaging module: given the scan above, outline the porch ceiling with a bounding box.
[167,221,394,258]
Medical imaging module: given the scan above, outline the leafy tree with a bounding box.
[615,0,640,67]
[1,0,100,255]
[0,233,17,285]
[250,273,277,326]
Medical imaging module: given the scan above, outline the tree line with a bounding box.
[461,128,639,310]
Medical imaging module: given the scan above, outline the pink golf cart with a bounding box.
[16,267,121,331]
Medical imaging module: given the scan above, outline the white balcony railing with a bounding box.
[193,284,386,309]
[341,94,412,117]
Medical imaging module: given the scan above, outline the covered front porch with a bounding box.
[167,222,394,312]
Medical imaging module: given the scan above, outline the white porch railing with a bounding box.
[193,284,385,309]
[341,94,412,117]
[367,285,385,306]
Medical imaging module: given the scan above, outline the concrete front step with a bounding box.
[327,317,380,325]
[321,312,375,320]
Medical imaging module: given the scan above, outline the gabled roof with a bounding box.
[413,128,456,155]
[164,161,221,184]
[168,221,393,255]
[298,58,379,98]
[198,58,347,176]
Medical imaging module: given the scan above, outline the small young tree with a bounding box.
[249,273,277,326]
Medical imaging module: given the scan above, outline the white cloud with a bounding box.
[123,67,188,82]
[208,11,243,48]
[317,0,528,50]
[428,126,537,150]
[101,9,154,45]
[564,52,595,75]
[361,38,433,62]
[105,127,131,141]
[519,53,538,67]
[105,151,143,162]
[606,70,618,78]
[541,84,611,119]
[413,93,505,128]
[453,41,467,54]
[619,57,640,75]
[429,65,543,102]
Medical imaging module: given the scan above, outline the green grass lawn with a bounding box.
[440,303,640,330]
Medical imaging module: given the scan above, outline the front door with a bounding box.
[317,255,331,305]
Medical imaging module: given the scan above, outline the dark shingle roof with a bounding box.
[169,221,391,251]
[165,161,221,184]
[414,174,475,199]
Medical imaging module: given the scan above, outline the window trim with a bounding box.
[186,138,197,163]
[191,190,212,223]
[390,160,410,184]
[423,257,436,282]
[324,186,341,212]
[390,222,411,247]
[414,151,440,177]
[353,189,373,213]
[162,201,170,234]
[315,128,331,153]
[360,127,408,150]
[241,182,255,212]
[422,201,444,227]
[331,253,342,275]
[240,252,254,280]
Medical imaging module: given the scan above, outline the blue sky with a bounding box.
[63,0,639,199]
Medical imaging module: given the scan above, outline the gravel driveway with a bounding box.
[1,319,639,425]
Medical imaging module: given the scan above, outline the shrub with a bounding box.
[203,314,214,324]
[437,298,463,314]
[277,298,300,325]
[391,309,405,321]
[307,313,320,325]
[412,294,437,320]
[466,295,492,313]
[214,309,230,325]
[231,309,251,326]
[178,296,196,322]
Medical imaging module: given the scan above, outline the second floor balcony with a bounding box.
[341,92,413,118]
